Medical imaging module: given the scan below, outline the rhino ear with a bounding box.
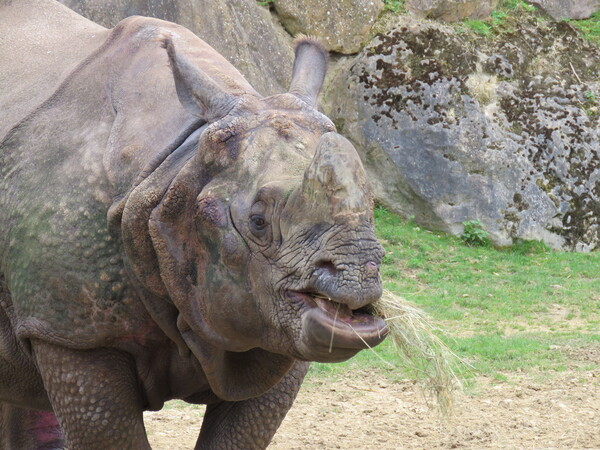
[161,35,238,122]
[288,36,328,107]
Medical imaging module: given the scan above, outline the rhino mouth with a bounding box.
[286,290,388,362]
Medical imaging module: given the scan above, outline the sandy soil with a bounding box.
[145,359,599,449]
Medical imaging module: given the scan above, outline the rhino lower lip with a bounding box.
[286,290,388,359]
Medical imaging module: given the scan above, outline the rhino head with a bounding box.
[121,36,387,400]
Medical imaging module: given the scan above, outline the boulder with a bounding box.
[324,17,600,251]
[273,0,384,54]
[526,0,600,20]
[59,0,294,96]
[406,0,499,22]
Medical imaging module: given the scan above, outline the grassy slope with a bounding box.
[311,209,600,382]
[382,0,600,45]
[572,10,600,45]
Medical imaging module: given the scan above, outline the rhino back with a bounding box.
[0,0,108,139]
[0,9,255,347]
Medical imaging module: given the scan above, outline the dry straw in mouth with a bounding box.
[371,289,470,416]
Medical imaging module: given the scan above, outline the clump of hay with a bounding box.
[372,290,467,416]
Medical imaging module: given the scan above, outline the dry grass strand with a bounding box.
[373,290,469,416]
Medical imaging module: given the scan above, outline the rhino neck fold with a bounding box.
[178,318,294,401]
[118,129,206,356]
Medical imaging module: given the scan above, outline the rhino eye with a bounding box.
[250,214,267,233]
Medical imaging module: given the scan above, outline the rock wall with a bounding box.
[324,16,600,250]
[273,0,383,54]
[406,0,499,22]
[526,0,600,20]
[59,0,294,96]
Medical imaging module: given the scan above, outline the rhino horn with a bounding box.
[302,132,371,218]
[288,36,328,107]
[161,35,238,121]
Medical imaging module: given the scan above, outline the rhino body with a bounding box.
[0,1,387,448]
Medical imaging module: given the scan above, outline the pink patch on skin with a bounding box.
[29,410,62,447]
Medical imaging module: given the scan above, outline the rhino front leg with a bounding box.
[32,341,150,450]
[195,361,310,450]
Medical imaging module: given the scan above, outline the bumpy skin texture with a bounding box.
[196,362,310,449]
[33,342,149,450]
[0,1,387,448]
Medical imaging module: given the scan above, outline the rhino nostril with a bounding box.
[315,260,337,275]
[364,261,379,277]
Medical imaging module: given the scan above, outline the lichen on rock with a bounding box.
[324,15,600,251]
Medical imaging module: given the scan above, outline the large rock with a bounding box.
[324,17,600,251]
[526,0,600,20]
[406,0,499,21]
[273,0,383,54]
[59,0,294,96]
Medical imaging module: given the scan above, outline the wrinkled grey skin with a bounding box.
[0,1,387,448]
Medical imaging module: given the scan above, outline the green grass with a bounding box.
[378,0,598,48]
[309,339,409,380]
[458,1,536,36]
[498,0,536,11]
[569,10,600,46]
[462,19,494,35]
[383,0,405,13]
[461,7,526,36]
[311,208,600,381]
[460,2,600,47]
[162,400,205,412]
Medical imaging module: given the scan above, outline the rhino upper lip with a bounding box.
[294,291,375,322]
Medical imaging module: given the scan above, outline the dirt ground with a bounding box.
[145,362,600,449]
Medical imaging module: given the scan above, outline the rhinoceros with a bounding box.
[0,0,388,448]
